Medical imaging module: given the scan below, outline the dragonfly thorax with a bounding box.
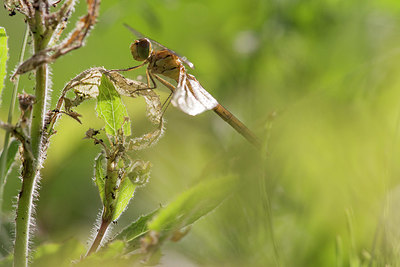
[130,38,152,61]
[148,50,183,82]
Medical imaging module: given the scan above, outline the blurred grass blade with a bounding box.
[112,178,136,221]
[96,74,131,136]
[0,27,8,100]
[0,139,19,176]
[94,153,106,205]
[114,208,160,242]
[0,26,28,219]
[0,253,12,267]
[148,176,236,233]
[336,236,343,267]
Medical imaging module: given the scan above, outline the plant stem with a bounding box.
[31,69,48,155]
[86,216,111,256]
[86,155,120,257]
[14,27,50,267]
[13,154,35,267]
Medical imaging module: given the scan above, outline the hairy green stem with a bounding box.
[14,29,50,266]
[86,216,111,256]
[13,155,35,267]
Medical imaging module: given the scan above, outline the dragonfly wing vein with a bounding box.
[171,74,218,116]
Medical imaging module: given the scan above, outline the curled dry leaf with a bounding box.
[64,111,82,124]
[18,93,36,114]
[56,67,165,150]
[127,159,152,186]
[12,51,48,79]
[127,121,164,151]
[61,67,149,101]
[103,71,165,149]
[64,67,104,100]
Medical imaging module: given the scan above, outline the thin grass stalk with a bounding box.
[0,24,29,216]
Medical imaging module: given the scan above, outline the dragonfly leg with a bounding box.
[146,68,157,89]
[146,73,176,117]
[109,61,147,72]
[131,70,158,93]
[160,92,173,118]
[162,92,173,110]
[152,73,177,93]
[146,73,175,117]
[134,71,177,93]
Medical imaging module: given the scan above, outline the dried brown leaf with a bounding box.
[65,111,82,124]
[84,128,100,139]
[12,0,100,76]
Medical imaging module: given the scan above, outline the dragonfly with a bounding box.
[118,24,261,148]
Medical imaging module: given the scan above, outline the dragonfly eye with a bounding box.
[130,38,152,61]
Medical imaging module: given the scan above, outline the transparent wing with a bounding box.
[123,23,195,69]
[171,73,218,116]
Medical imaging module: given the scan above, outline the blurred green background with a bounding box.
[2,0,400,265]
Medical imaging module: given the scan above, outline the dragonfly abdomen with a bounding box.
[213,104,261,148]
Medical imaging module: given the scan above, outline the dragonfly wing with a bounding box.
[123,23,146,39]
[172,74,218,116]
[123,24,195,69]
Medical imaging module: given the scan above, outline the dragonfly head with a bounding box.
[130,38,152,61]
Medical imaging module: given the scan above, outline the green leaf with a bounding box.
[96,74,131,137]
[109,177,235,256]
[85,240,125,261]
[112,178,137,221]
[148,176,236,233]
[0,27,8,100]
[94,152,106,204]
[99,240,125,259]
[114,208,160,242]
[0,139,19,176]
[31,239,86,267]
